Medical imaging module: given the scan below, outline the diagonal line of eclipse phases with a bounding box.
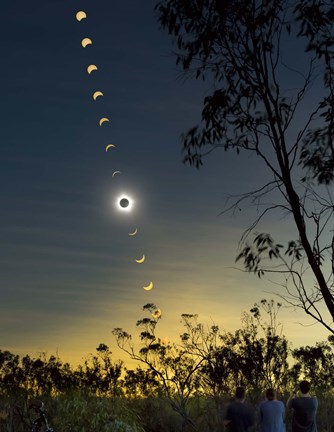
[75,7,161,319]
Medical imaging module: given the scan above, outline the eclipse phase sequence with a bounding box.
[75,8,161,319]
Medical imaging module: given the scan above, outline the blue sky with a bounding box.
[0,0,329,365]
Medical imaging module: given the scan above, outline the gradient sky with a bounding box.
[1,0,329,366]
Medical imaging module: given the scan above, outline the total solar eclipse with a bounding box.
[120,198,129,208]
[116,194,133,212]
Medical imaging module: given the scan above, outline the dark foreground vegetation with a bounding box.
[2,301,334,432]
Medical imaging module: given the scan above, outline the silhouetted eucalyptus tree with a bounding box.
[180,300,290,395]
[231,300,290,392]
[122,367,161,398]
[155,0,334,332]
[76,344,123,397]
[113,304,205,431]
[292,341,334,389]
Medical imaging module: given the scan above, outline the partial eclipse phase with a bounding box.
[99,117,110,126]
[76,11,87,21]
[81,38,92,48]
[87,64,98,74]
[105,144,115,152]
[135,255,145,264]
[143,282,153,291]
[152,309,162,319]
[93,91,104,100]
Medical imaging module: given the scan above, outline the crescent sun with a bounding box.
[93,91,104,101]
[105,144,115,152]
[112,171,121,178]
[99,117,110,126]
[128,228,138,236]
[87,64,98,74]
[152,309,162,319]
[81,38,92,48]
[135,254,145,264]
[143,282,153,291]
[76,11,87,21]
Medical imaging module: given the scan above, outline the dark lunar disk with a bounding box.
[120,198,129,208]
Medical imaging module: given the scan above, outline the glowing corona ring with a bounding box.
[116,195,133,213]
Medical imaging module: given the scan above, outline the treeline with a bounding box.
[2,300,334,432]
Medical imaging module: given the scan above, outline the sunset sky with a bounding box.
[1,0,330,366]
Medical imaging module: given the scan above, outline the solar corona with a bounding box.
[116,195,133,212]
[120,198,129,208]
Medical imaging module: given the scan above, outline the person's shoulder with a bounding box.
[226,400,237,412]
[258,400,268,412]
[276,400,285,410]
[267,400,285,409]
[272,400,284,405]
[311,397,318,406]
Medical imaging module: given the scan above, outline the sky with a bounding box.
[1,0,330,366]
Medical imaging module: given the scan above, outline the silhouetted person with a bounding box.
[287,380,318,432]
[223,386,255,432]
[259,388,285,432]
